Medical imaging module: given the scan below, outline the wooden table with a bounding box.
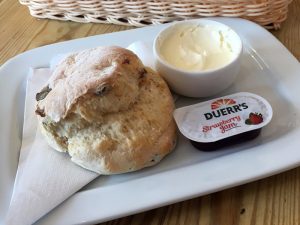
[1,0,299,224]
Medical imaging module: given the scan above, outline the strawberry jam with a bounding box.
[190,129,261,151]
[173,92,273,151]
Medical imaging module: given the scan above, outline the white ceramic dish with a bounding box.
[1,18,300,225]
[153,19,243,97]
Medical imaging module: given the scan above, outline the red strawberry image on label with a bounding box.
[245,112,263,125]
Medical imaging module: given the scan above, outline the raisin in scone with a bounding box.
[35,46,177,174]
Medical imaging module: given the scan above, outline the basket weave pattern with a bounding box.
[19,0,292,29]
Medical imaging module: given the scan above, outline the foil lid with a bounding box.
[174,92,273,143]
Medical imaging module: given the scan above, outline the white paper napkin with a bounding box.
[5,42,156,225]
[5,68,98,225]
[127,41,155,69]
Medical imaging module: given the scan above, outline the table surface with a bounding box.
[1,0,300,224]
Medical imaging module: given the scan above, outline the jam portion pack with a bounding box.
[173,92,273,151]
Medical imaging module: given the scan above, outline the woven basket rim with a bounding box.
[19,0,293,29]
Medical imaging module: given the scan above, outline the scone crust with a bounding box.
[37,46,145,122]
[36,46,176,174]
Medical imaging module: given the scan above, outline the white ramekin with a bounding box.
[153,19,243,97]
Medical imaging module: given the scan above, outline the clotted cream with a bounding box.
[159,24,235,72]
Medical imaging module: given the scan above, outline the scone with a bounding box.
[35,46,177,174]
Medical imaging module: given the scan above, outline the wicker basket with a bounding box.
[19,0,292,29]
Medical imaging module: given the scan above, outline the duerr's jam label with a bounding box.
[174,92,273,143]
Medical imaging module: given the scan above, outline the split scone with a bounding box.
[35,46,177,174]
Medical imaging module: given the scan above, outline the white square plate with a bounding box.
[1,18,300,225]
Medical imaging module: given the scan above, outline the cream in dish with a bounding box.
[159,24,236,72]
